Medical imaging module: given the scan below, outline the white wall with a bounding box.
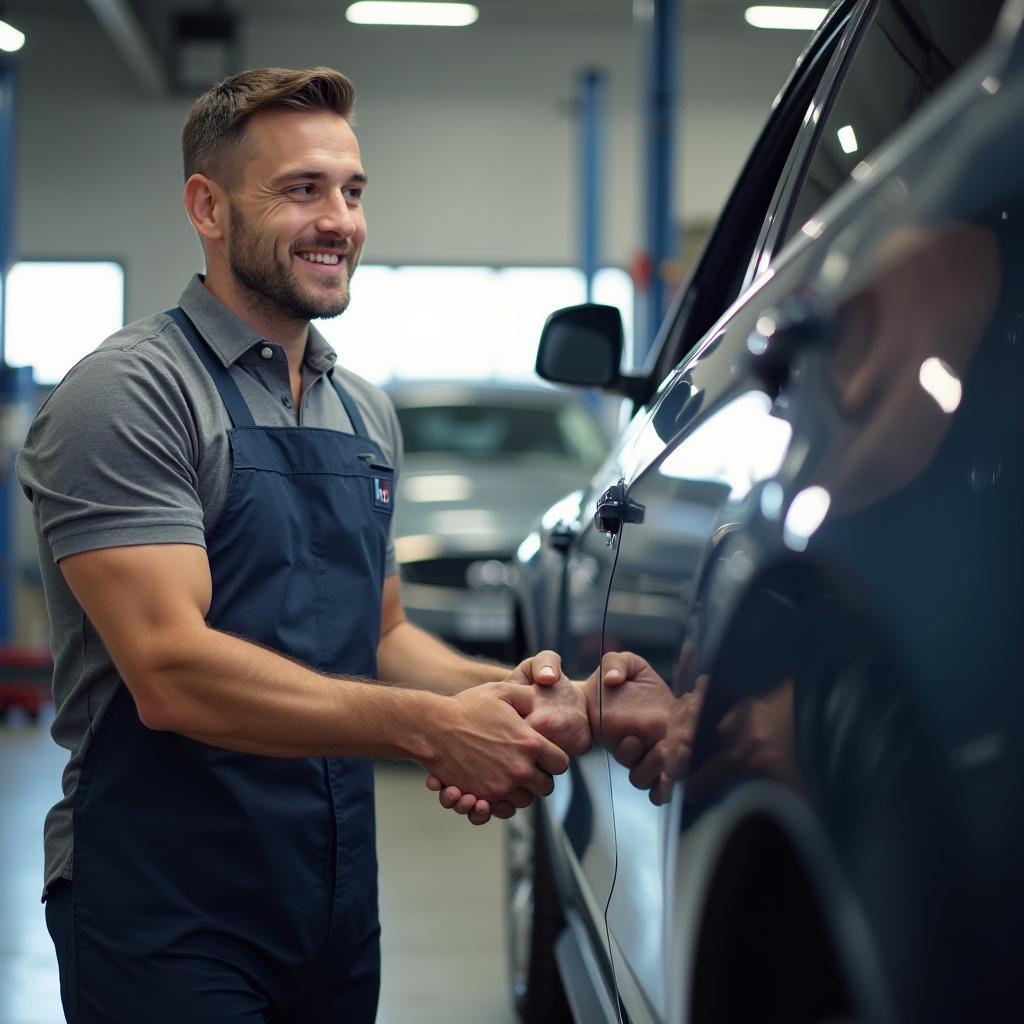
[12,8,805,320]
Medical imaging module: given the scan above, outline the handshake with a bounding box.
[420,650,704,825]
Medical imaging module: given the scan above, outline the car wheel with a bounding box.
[505,805,574,1023]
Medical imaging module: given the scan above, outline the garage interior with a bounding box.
[0,2,816,1022]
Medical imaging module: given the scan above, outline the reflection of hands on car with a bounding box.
[425,650,587,825]
[589,651,707,805]
[687,680,801,802]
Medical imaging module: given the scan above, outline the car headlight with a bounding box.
[465,559,519,589]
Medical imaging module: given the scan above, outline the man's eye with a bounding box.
[289,184,315,196]
[344,187,364,202]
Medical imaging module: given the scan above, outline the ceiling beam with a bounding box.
[82,0,167,96]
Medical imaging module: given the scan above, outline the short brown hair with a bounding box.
[181,66,356,185]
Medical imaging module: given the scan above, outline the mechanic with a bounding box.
[17,66,589,1023]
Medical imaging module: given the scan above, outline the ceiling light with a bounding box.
[346,2,479,26]
[744,6,827,30]
[836,124,858,154]
[0,19,25,52]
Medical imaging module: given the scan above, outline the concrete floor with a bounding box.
[0,711,518,1024]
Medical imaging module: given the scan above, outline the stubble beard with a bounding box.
[227,201,358,323]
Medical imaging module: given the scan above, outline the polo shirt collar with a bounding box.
[177,274,339,375]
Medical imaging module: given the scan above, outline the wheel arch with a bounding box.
[670,783,893,1024]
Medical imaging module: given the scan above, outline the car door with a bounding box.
[524,5,863,1020]
[590,1,1011,1021]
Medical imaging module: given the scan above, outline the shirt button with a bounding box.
[282,395,293,408]
[260,345,274,360]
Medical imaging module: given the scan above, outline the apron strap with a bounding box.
[165,307,256,428]
[168,306,371,440]
[329,372,370,439]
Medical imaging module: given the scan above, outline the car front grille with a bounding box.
[400,555,510,588]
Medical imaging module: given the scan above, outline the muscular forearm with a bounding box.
[134,622,447,761]
[376,618,510,695]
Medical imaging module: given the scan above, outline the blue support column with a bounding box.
[0,61,16,362]
[635,0,679,365]
[579,69,606,304]
[0,366,33,643]
[0,61,21,642]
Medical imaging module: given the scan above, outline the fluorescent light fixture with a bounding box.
[0,19,25,52]
[346,2,479,26]
[744,6,827,30]
[837,124,859,154]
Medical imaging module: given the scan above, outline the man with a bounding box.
[18,66,589,1023]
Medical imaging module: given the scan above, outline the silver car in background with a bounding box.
[388,382,610,658]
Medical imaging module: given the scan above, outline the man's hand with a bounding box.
[503,650,562,689]
[419,680,569,817]
[426,651,590,825]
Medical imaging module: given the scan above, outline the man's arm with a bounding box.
[376,574,521,695]
[59,542,569,801]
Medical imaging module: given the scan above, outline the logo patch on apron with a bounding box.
[373,476,392,511]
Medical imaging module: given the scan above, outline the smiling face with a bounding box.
[222,106,367,325]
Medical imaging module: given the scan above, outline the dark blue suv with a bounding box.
[506,1,1023,1021]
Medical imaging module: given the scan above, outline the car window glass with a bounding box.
[783,0,1004,244]
[395,402,605,468]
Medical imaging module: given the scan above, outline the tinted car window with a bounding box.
[783,0,1004,243]
[395,402,606,467]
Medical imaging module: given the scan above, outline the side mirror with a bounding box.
[536,303,650,403]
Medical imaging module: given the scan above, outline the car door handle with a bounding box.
[547,522,576,553]
[594,479,645,537]
[746,301,837,398]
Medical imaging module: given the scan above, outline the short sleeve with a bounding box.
[17,346,207,562]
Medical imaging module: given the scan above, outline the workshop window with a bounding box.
[315,264,633,384]
[4,261,125,385]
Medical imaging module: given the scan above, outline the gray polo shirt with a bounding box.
[17,274,403,895]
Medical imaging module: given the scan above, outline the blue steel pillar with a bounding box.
[635,0,679,366]
[0,61,22,643]
[0,61,15,361]
[579,69,606,304]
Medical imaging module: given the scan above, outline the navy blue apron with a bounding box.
[46,308,393,1023]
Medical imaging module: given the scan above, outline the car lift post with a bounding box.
[0,59,26,645]
[579,68,606,305]
[636,0,679,366]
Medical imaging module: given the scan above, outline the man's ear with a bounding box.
[183,173,227,243]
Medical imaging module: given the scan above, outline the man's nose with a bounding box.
[316,191,358,237]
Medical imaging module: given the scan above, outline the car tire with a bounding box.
[505,805,574,1023]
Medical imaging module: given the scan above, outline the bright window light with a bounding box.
[0,19,25,52]
[346,2,479,26]
[744,6,827,30]
[316,264,633,385]
[5,262,125,384]
[836,124,859,154]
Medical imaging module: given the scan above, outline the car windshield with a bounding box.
[395,400,607,468]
